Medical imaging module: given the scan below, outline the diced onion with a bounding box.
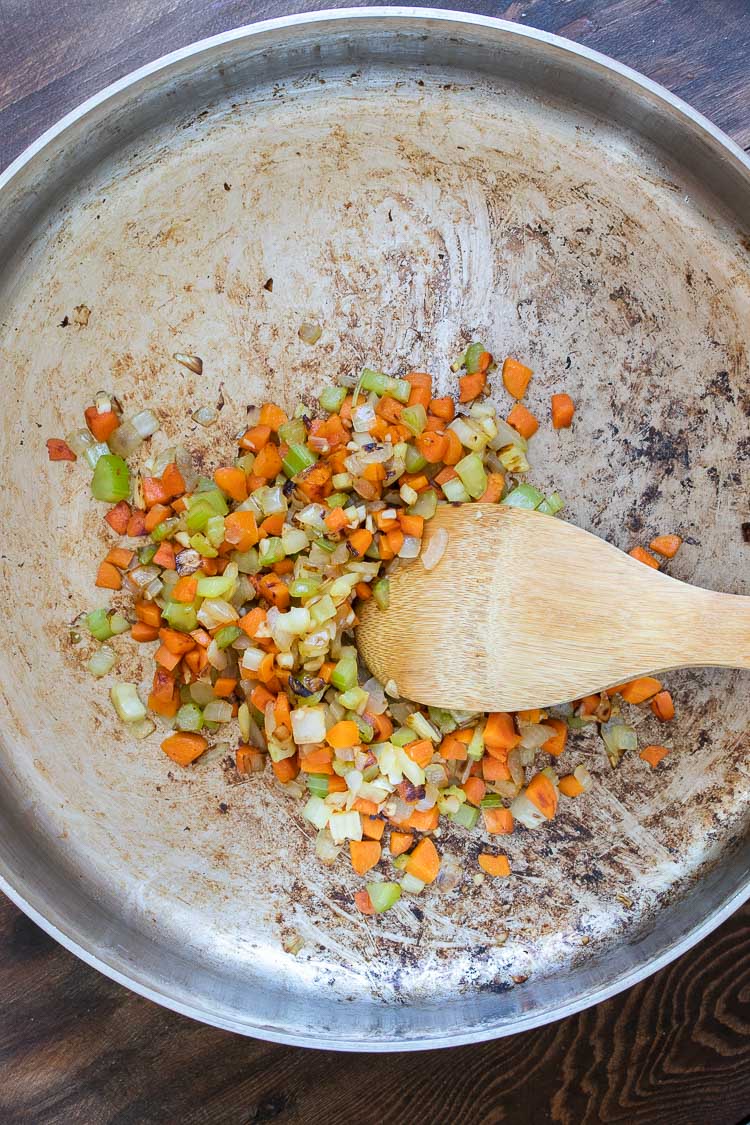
[421,528,448,571]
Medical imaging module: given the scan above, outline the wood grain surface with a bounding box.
[1,2,749,1123]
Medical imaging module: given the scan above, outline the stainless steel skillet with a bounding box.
[0,9,748,1050]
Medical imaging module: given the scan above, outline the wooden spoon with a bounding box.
[357,505,750,712]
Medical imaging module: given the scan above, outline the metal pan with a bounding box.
[0,10,748,1050]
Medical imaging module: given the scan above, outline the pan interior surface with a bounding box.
[0,15,748,1047]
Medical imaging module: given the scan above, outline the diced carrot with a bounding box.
[483,807,514,834]
[46,438,76,461]
[478,853,511,877]
[354,889,376,915]
[326,720,360,750]
[368,417,389,441]
[352,797,379,816]
[525,774,558,819]
[224,510,259,551]
[484,712,521,751]
[459,371,487,402]
[578,694,600,716]
[161,732,207,766]
[551,393,575,429]
[274,693,291,731]
[349,840,382,875]
[405,837,440,884]
[443,428,465,467]
[213,677,238,698]
[84,406,120,442]
[507,403,539,439]
[155,644,182,672]
[398,513,424,539]
[375,395,404,423]
[141,476,170,509]
[253,443,283,480]
[404,739,433,768]
[629,546,660,569]
[348,528,373,557]
[158,627,196,655]
[462,777,486,806]
[362,462,386,484]
[479,472,505,503]
[259,403,288,431]
[400,473,430,492]
[651,690,675,722]
[252,573,290,610]
[640,744,670,768]
[259,512,285,538]
[172,497,187,514]
[256,652,277,684]
[415,431,448,464]
[617,676,662,704]
[250,684,275,712]
[424,414,446,433]
[403,807,439,832]
[239,606,266,638]
[325,506,350,532]
[95,561,122,590]
[355,582,372,601]
[406,371,433,400]
[134,600,161,627]
[558,774,585,797]
[235,745,262,774]
[214,466,248,503]
[104,500,131,534]
[239,424,271,452]
[296,462,332,501]
[148,691,179,718]
[390,831,414,856]
[272,754,300,783]
[105,547,134,569]
[152,541,176,570]
[126,509,147,537]
[517,708,542,724]
[171,575,198,603]
[502,357,533,399]
[439,735,468,761]
[144,504,171,533]
[361,815,385,841]
[368,712,394,741]
[429,397,455,422]
[327,775,348,794]
[541,717,567,757]
[161,462,186,499]
[131,622,159,642]
[299,747,334,773]
[482,757,511,782]
[649,534,682,559]
[385,528,404,556]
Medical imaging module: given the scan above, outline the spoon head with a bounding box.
[356,504,675,711]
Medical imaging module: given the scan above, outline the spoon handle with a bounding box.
[655,582,750,672]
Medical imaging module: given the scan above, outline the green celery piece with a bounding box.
[86,607,113,642]
[372,577,389,610]
[196,573,233,598]
[215,624,242,649]
[108,613,130,636]
[259,536,285,566]
[318,385,348,415]
[360,368,390,396]
[467,725,485,760]
[151,516,180,543]
[189,532,218,558]
[162,602,198,632]
[278,418,307,447]
[233,547,260,575]
[91,455,130,502]
[404,444,427,473]
[282,443,317,478]
[366,882,402,913]
[501,484,545,510]
[408,488,438,519]
[139,543,158,565]
[326,492,349,509]
[306,774,330,798]
[205,514,226,547]
[464,342,486,373]
[391,726,415,747]
[480,794,503,808]
[185,499,216,533]
[177,703,204,732]
[450,802,480,830]
[401,404,427,436]
[331,654,358,691]
[537,491,564,516]
[289,575,322,599]
[455,453,488,500]
[441,477,470,503]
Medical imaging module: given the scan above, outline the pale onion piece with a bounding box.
[398,534,421,559]
[66,428,95,455]
[189,681,216,705]
[298,320,322,345]
[144,577,163,601]
[421,528,449,571]
[315,828,342,864]
[129,716,156,741]
[328,810,362,844]
[400,483,418,506]
[132,409,160,438]
[127,564,161,589]
[345,769,364,794]
[290,705,327,745]
[351,403,376,433]
[87,645,116,678]
[435,853,462,892]
[173,352,203,374]
[363,676,387,715]
[400,873,426,895]
[510,792,547,829]
[206,640,228,670]
[574,765,594,792]
[264,700,277,739]
[303,796,330,831]
[192,405,218,427]
[204,700,233,723]
[197,598,238,630]
[519,723,556,751]
[276,652,295,670]
[238,703,251,742]
[241,648,265,673]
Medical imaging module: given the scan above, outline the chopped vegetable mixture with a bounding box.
[50,345,680,913]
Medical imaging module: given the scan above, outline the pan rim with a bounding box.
[1,7,748,1049]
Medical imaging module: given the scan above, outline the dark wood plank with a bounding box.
[1,2,749,1123]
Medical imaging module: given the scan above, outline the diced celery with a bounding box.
[282,443,317,477]
[480,794,503,808]
[337,686,368,711]
[193,488,229,516]
[404,444,426,473]
[86,607,113,642]
[406,711,441,742]
[467,724,485,760]
[162,602,198,632]
[196,573,234,598]
[360,368,390,396]
[352,715,374,743]
[331,654,358,691]
[318,385,348,414]
[498,446,530,473]
[202,514,224,548]
[537,491,564,516]
[151,516,180,543]
[455,453,487,499]
[215,624,241,649]
[278,418,308,446]
[110,683,146,723]
[391,727,415,747]
[366,882,402,913]
[139,543,158,565]
[450,802,480,830]
[91,455,130,502]
[372,577,389,610]
[428,706,457,734]
[289,575,322,600]
[189,532,218,558]
[408,488,438,520]
[177,703,204,732]
[87,645,116,678]
[464,342,486,373]
[108,613,130,636]
[233,547,260,575]
[441,476,470,503]
[185,499,216,533]
[326,492,349,509]
[309,593,337,627]
[501,484,545,510]
[401,404,427,436]
[259,537,286,566]
[306,774,330,799]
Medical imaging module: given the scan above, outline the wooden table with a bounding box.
[1,3,749,1122]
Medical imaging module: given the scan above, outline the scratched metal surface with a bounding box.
[0,14,748,1047]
